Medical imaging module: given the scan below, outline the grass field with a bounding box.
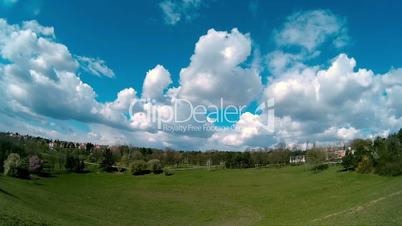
[1,166,402,226]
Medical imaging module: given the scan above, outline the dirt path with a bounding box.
[312,190,402,222]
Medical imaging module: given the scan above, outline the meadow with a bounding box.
[1,166,402,226]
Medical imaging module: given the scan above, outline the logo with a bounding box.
[128,97,275,133]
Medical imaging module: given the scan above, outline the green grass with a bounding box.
[1,166,402,225]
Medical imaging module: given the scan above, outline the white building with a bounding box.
[290,155,306,164]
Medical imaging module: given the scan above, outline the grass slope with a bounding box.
[1,166,402,226]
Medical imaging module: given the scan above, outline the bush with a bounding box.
[129,160,149,175]
[164,168,174,176]
[3,153,29,178]
[65,153,85,173]
[307,149,327,172]
[375,160,402,176]
[311,163,329,172]
[28,155,43,174]
[306,149,327,165]
[356,155,374,174]
[116,153,129,172]
[0,139,25,173]
[341,150,356,170]
[148,159,163,174]
[100,149,116,172]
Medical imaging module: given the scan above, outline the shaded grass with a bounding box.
[1,166,402,225]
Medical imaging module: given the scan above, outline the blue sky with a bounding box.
[1,0,402,149]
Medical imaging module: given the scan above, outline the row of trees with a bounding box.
[342,129,402,176]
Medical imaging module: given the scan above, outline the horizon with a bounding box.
[1,0,402,150]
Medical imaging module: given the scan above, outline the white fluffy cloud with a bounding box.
[178,28,263,107]
[0,19,135,131]
[261,54,402,145]
[2,12,402,150]
[159,0,202,25]
[211,53,402,149]
[142,65,172,100]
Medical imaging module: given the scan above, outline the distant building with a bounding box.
[48,142,55,150]
[290,155,306,164]
[335,149,346,159]
[79,143,86,150]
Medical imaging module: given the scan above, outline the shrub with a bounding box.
[129,160,149,175]
[147,159,163,174]
[306,149,327,165]
[307,149,327,171]
[28,155,43,174]
[3,153,29,178]
[311,163,329,172]
[375,159,402,176]
[4,153,20,176]
[164,168,174,176]
[0,139,24,173]
[65,153,85,173]
[356,155,374,174]
[100,149,116,172]
[341,150,356,170]
[116,153,129,172]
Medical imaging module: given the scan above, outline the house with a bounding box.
[335,149,346,159]
[79,143,86,150]
[48,142,55,150]
[290,155,306,164]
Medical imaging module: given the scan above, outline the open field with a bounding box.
[1,166,402,226]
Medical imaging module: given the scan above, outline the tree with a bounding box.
[129,160,149,175]
[28,155,43,174]
[65,152,85,173]
[4,153,20,176]
[117,153,129,172]
[100,149,115,172]
[341,149,355,170]
[306,149,327,172]
[3,153,29,178]
[86,143,94,152]
[148,159,163,174]
[356,155,373,173]
[0,139,24,173]
[375,135,402,176]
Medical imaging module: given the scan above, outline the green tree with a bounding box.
[65,152,85,173]
[3,153,29,178]
[306,149,327,172]
[356,155,373,173]
[148,159,163,174]
[28,155,43,174]
[100,149,115,172]
[129,160,149,175]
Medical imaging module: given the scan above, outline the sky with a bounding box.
[1,0,402,150]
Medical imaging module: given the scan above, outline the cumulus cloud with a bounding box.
[274,10,349,52]
[211,52,402,149]
[0,19,134,131]
[178,28,263,107]
[159,0,202,25]
[22,20,54,37]
[261,54,402,145]
[142,65,172,100]
[2,12,402,150]
[77,56,115,78]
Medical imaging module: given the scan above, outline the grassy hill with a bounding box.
[1,166,402,226]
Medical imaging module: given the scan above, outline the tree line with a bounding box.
[342,129,402,176]
[2,129,402,179]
